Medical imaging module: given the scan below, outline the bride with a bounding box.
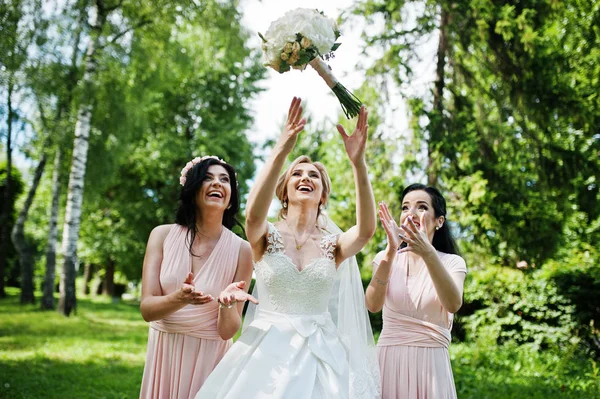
[195,97,380,398]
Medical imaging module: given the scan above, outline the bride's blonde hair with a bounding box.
[275,155,331,220]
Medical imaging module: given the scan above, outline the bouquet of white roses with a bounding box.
[259,8,362,119]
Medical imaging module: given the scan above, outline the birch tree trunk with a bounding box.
[427,7,449,187]
[58,1,106,316]
[12,153,47,304]
[41,148,62,309]
[42,10,83,310]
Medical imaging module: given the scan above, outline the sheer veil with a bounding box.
[243,214,381,398]
[323,214,381,398]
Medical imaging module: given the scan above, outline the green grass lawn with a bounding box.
[451,342,599,399]
[1,288,598,398]
[0,288,148,399]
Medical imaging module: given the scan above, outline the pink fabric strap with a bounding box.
[377,305,451,348]
[150,303,222,340]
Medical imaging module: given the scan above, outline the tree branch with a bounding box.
[100,18,152,49]
[105,0,124,13]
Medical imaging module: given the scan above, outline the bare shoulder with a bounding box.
[148,224,176,244]
[439,252,467,271]
[239,239,253,257]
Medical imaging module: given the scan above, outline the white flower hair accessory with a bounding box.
[179,155,224,186]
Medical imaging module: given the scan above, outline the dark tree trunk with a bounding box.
[82,263,95,296]
[1,77,16,298]
[12,153,48,304]
[427,7,449,187]
[103,259,115,297]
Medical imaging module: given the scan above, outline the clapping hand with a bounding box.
[218,281,259,308]
[398,213,436,258]
[336,105,368,165]
[378,202,402,252]
[177,272,214,305]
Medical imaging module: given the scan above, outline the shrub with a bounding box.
[460,266,579,351]
[543,243,600,354]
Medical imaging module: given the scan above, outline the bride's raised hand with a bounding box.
[276,96,307,154]
[336,105,368,165]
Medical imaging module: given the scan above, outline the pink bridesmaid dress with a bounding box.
[374,251,467,399]
[139,225,242,399]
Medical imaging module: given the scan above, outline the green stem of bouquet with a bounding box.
[331,83,362,119]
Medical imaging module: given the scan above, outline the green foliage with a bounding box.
[0,161,24,287]
[355,0,600,268]
[441,0,600,266]
[6,0,266,284]
[542,233,600,353]
[457,204,600,353]
[461,266,578,350]
[77,0,264,280]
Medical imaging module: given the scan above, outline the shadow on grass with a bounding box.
[0,292,149,352]
[0,355,144,399]
[0,293,142,320]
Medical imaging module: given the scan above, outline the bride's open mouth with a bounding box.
[296,184,313,193]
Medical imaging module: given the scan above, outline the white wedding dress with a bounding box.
[195,222,368,398]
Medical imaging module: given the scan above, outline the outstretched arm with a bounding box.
[245,97,306,259]
[335,106,377,265]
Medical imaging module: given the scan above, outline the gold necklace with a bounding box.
[284,218,317,250]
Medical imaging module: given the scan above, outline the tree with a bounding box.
[355,0,600,266]
[12,149,46,304]
[76,1,264,294]
[0,0,30,297]
[39,5,86,310]
[0,161,24,291]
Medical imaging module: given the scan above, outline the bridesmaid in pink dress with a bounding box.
[139,156,257,399]
[366,184,467,399]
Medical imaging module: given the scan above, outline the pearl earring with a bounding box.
[282,201,288,209]
[435,226,440,231]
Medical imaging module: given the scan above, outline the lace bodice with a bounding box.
[254,222,338,315]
